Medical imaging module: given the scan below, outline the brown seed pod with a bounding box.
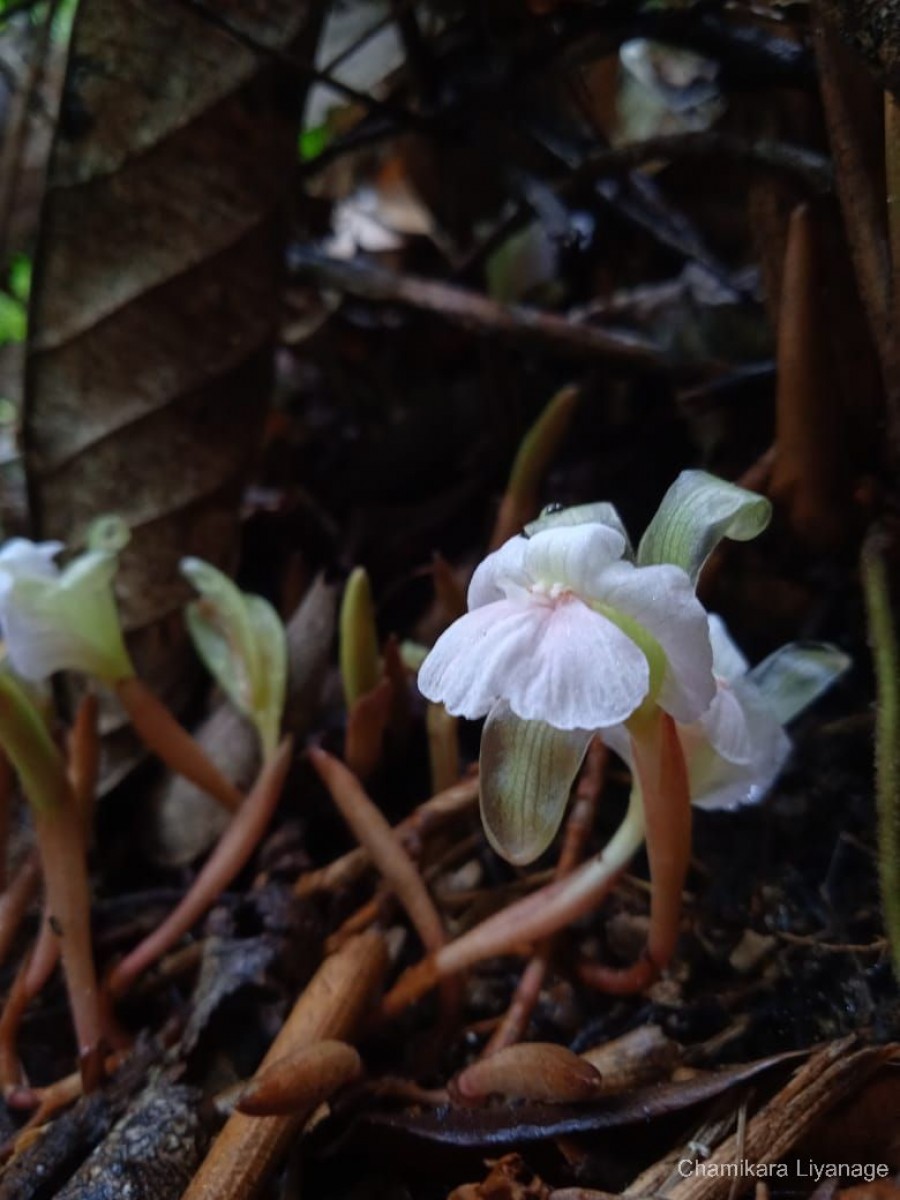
[237,1040,363,1117]
[451,1043,602,1106]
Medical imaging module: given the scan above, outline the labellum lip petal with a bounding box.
[479,701,591,866]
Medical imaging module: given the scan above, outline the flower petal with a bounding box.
[1,597,86,680]
[519,598,650,728]
[419,596,651,728]
[467,537,531,608]
[591,560,715,723]
[1,551,132,682]
[525,501,634,556]
[480,701,591,864]
[746,641,851,726]
[707,613,749,682]
[637,470,771,584]
[688,681,791,810]
[468,523,628,610]
[523,523,627,598]
[0,539,63,592]
[695,684,754,766]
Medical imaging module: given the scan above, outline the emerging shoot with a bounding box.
[181,558,288,762]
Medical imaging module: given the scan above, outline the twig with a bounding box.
[182,931,388,1200]
[575,132,833,196]
[290,249,669,368]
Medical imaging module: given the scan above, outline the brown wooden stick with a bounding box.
[291,249,667,367]
[182,931,388,1200]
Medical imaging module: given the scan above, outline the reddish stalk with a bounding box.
[484,741,606,1056]
[0,852,40,969]
[0,678,103,1094]
[115,676,243,813]
[0,750,12,892]
[295,774,479,898]
[344,678,393,779]
[32,798,103,1092]
[0,904,60,1096]
[309,747,460,1022]
[577,711,691,993]
[380,786,646,1020]
[66,694,100,835]
[106,738,292,1000]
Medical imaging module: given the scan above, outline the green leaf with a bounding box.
[182,558,287,759]
[299,124,331,162]
[747,641,850,726]
[479,700,591,866]
[244,594,288,761]
[0,292,26,345]
[0,668,67,813]
[638,469,771,583]
[339,567,380,706]
[8,255,31,302]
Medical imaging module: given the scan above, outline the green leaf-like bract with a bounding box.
[638,470,771,583]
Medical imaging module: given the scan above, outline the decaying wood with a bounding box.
[52,1083,207,1200]
[665,1040,897,1200]
[182,931,388,1200]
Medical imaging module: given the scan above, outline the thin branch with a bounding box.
[291,249,671,369]
[574,131,833,197]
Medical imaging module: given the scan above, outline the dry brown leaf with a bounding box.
[23,0,322,786]
[449,1154,550,1200]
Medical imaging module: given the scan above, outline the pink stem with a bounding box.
[106,738,293,999]
[115,676,243,813]
[578,710,691,993]
[32,799,103,1092]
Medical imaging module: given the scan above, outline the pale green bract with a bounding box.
[637,469,772,582]
[181,558,287,761]
[747,642,852,727]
